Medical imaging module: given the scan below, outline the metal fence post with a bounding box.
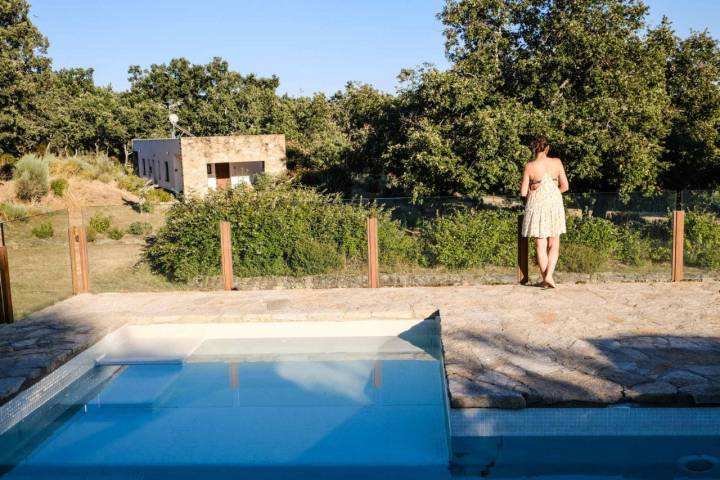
[367,217,379,288]
[517,215,529,285]
[672,210,685,282]
[220,221,234,291]
[0,245,13,323]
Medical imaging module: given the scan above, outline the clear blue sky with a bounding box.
[29,0,720,96]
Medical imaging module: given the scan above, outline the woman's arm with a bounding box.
[557,159,569,193]
[520,164,530,197]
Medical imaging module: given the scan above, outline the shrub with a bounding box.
[127,221,152,236]
[145,183,412,281]
[117,174,147,194]
[50,178,68,197]
[143,188,173,203]
[420,209,517,269]
[88,212,112,233]
[685,211,720,269]
[86,225,98,242]
[559,243,606,273]
[14,154,49,201]
[107,226,125,240]
[0,202,29,221]
[616,225,649,267]
[31,220,54,239]
[0,155,15,181]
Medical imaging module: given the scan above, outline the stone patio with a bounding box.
[1,281,719,407]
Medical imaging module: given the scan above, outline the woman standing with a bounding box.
[520,136,569,288]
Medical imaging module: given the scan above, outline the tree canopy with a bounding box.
[2,0,719,197]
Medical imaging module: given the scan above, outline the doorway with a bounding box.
[215,163,230,189]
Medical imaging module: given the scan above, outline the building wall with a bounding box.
[180,135,286,197]
[131,139,183,193]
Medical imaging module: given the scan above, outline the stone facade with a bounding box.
[179,135,286,197]
[133,134,286,197]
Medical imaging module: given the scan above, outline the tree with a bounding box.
[664,31,720,189]
[0,0,51,156]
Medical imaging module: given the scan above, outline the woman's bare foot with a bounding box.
[543,277,556,289]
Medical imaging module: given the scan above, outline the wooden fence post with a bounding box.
[672,210,684,282]
[68,227,80,295]
[0,245,13,324]
[220,221,233,291]
[367,217,379,288]
[77,226,90,293]
[517,215,529,285]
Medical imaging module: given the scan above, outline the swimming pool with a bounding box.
[0,322,451,479]
[1,320,719,479]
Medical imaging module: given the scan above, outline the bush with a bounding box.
[559,243,606,273]
[31,220,54,239]
[127,221,152,236]
[616,225,649,267]
[107,226,125,240]
[88,212,112,233]
[685,211,720,269]
[50,178,68,197]
[117,174,147,194]
[0,202,30,221]
[420,209,517,269]
[86,225,98,242]
[145,183,412,281]
[14,154,49,201]
[143,188,173,203]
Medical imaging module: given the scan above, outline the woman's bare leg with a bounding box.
[535,237,548,282]
[545,236,560,287]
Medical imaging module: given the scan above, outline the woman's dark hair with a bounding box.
[530,135,549,155]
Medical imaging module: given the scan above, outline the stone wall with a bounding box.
[180,135,286,197]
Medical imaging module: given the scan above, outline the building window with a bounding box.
[207,164,212,174]
[165,161,170,182]
[142,159,146,176]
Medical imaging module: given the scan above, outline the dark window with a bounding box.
[207,164,212,174]
[142,159,146,176]
[165,161,170,182]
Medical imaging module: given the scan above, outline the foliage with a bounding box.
[3,0,720,199]
[50,178,67,196]
[107,226,124,240]
[13,154,49,201]
[31,220,53,239]
[143,188,173,203]
[0,0,51,157]
[48,154,124,183]
[420,209,517,269]
[0,202,30,221]
[145,183,411,281]
[558,243,607,273]
[684,211,720,269]
[127,221,152,236]
[117,174,147,194]
[87,211,112,234]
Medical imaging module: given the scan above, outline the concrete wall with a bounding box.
[131,139,182,193]
[180,135,286,197]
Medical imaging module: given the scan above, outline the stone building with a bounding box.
[131,134,286,197]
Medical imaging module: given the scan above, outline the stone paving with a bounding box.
[1,281,719,408]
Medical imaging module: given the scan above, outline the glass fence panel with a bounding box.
[366,196,521,285]
[562,191,675,282]
[81,204,187,293]
[681,190,720,280]
[4,210,72,319]
[367,191,676,285]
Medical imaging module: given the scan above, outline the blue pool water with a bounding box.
[0,335,451,479]
[2,330,720,479]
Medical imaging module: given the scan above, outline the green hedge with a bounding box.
[145,183,416,281]
[144,185,720,281]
